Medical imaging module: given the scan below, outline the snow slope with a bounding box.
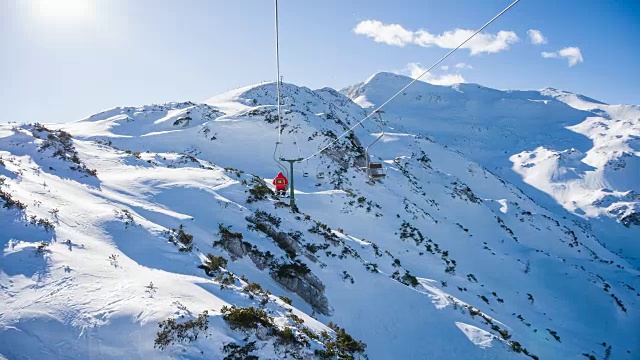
[343,72,640,265]
[1,78,639,359]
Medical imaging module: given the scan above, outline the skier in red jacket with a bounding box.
[272,172,288,197]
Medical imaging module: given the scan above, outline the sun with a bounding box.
[30,0,96,25]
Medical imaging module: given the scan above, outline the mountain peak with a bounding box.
[1,73,639,360]
[364,71,413,84]
[540,87,608,107]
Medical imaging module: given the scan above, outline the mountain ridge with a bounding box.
[1,74,638,359]
[342,72,640,264]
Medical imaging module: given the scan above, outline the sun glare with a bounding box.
[30,0,96,25]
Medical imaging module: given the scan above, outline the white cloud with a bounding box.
[429,73,466,86]
[414,28,519,55]
[440,65,449,71]
[455,62,472,69]
[406,63,466,86]
[527,29,547,45]
[541,47,584,67]
[353,20,414,47]
[559,47,584,66]
[354,20,519,55]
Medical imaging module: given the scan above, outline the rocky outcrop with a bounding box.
[214,226,271,270]
[272,267,332,316]
[217,220,331,315]
[621,212,640,228]
[246,215,302,258]
[245,214,331,314]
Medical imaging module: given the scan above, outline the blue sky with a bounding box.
[1,0,638,123]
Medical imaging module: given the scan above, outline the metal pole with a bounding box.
[288,160,296,211]
[271,0,289,178]
[281,158,303,212]
[274,0,282,143]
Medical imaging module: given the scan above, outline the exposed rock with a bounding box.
[272,270,332,316]
[215,233,271,271]
[246,215,302,258]
[217,235,248,259]
[621,212,640,228]
[451,182,482,204]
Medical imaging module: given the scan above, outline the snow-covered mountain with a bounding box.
[344,72,640,264]
[1,75,638,360]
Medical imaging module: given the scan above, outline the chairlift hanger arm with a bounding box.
[365,111,385,156]
[273,141,288,178]
[279,158,304,162]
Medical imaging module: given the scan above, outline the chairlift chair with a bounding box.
[367,162,386,179]
[293,138,309,178]
[316,163,325,179]
[364,110,386,180]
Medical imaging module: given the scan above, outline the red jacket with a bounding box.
[272,172,288,190]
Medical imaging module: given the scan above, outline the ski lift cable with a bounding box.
[272,0,289,178]
[301,0,522,162]
[293,132,311,176]
[293,132,304,159]
[274,0,282,143]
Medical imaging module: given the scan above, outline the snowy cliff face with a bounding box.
[1,78,639,360]
[344,72,640,264]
